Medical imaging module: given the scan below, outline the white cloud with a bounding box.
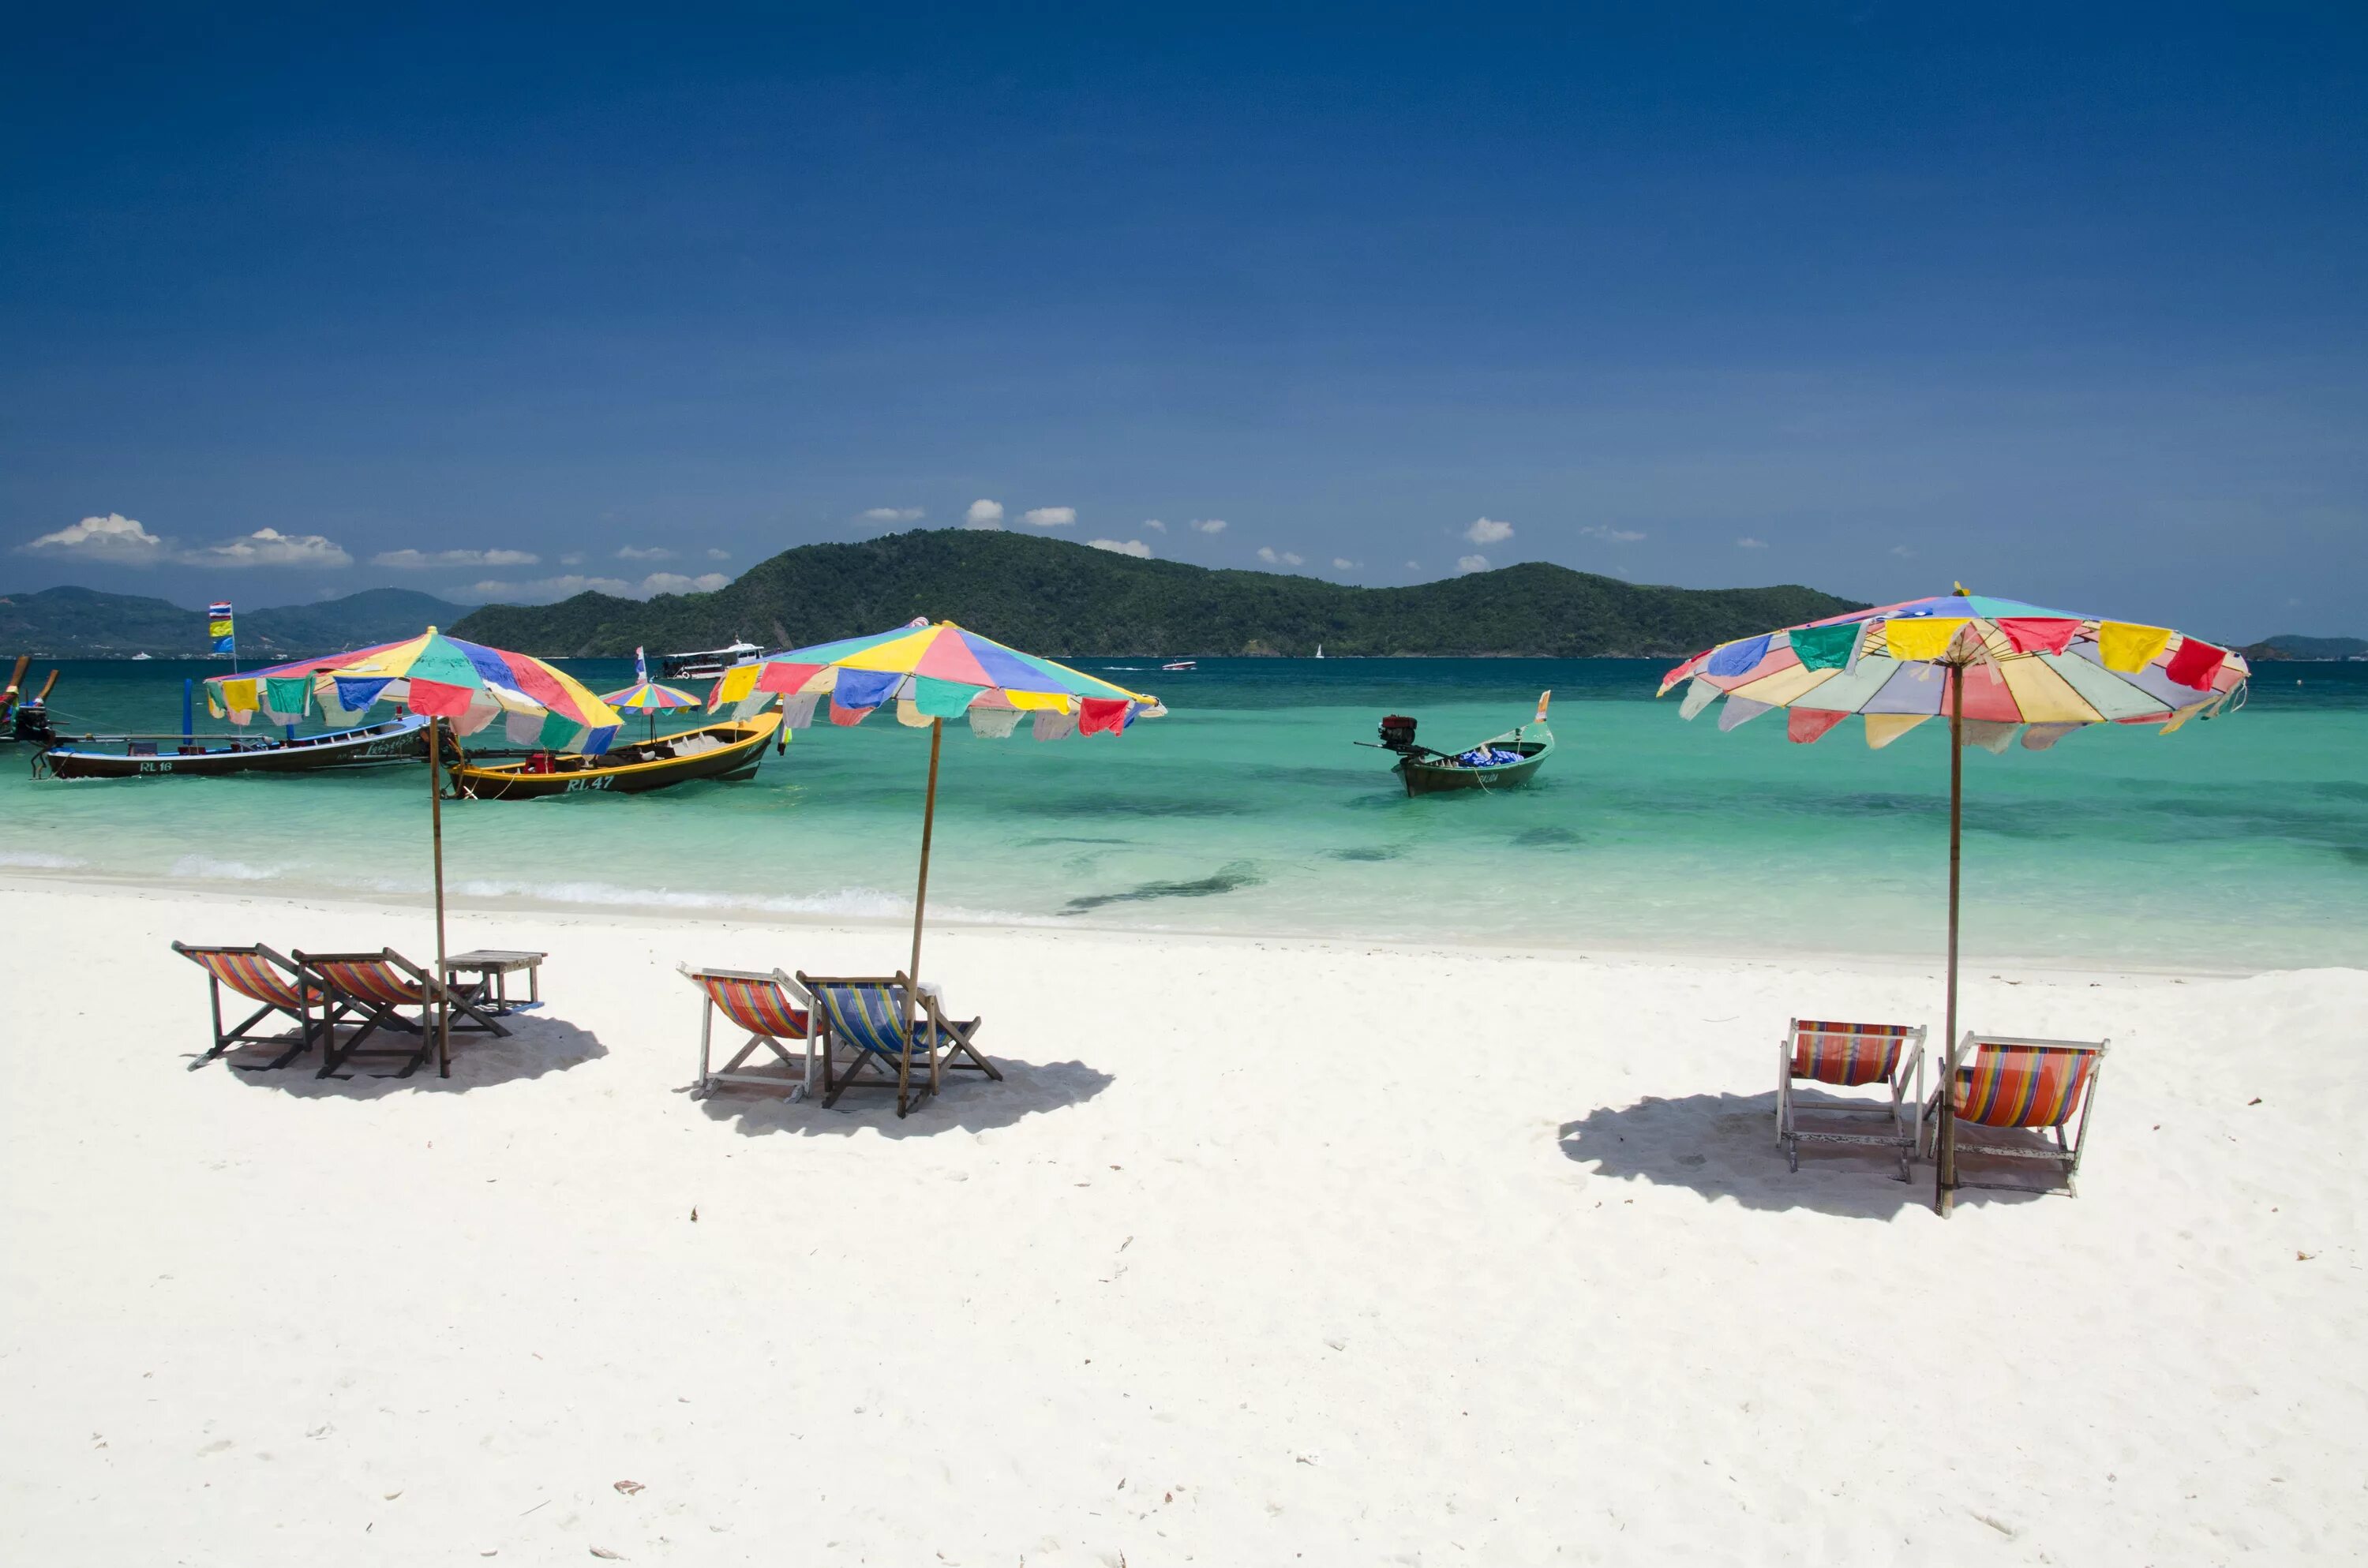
[1457,554,1491,574]
[449,569,729,604]
[1086,538,1152,558]
[372,547,539,568]
[1256,546,1276,563]
[965,499,1005,529]
[187,527,353,567]
[1190,518,1227,534]
[861,507,924,523]
[1891,543,1917,559]
[1256,546,1304,567]
[1580,524,1646,543]
[17,512,171,563]
[1332,558,1359,571]
[1023,506,1076,527]
[1465,516,1514,545]
[1141,518,1167,533]
[560,552,586,566]
[706,548,729,559]
[641,571,732,596]
[1404,559,1420,571]
[616,544,676,561]
[1737,537,1768,549]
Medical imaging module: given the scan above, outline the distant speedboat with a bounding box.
[658,638,765,682]
[130,652,153,661]
[1160,659,1197,672]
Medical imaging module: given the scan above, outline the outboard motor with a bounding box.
[1377,713,1418,754]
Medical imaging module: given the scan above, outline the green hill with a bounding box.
[0,586,464,657]
[2240,633,2367,661]
[449,530,1863,659]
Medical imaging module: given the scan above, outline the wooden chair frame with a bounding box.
[796,971,997,1118]
[170,941,343,1071]
[294,949,506,1080]
[1777,1019,1928,1181]
[1923,1032,2109,1196]
[678,964,817,1100]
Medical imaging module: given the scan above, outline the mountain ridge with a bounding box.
[448,530,1865,659]
[0,586,465,657]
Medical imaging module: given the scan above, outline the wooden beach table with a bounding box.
[439,949,547,1017]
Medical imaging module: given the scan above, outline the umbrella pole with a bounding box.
[1937,664,1964,1214]
[900,717,945,1117]
[430,717,451,1079]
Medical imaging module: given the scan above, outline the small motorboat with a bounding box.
[1362,691,1554,797]
[447,713,781,799]
[1160,659,1198,672]
[36,716,430,780]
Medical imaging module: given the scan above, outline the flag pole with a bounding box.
[900,717,945,1117]
[1937,662,1965,1214]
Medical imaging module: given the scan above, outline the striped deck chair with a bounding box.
[1925,1034,2109,1196]
[796,971,997,1118]
[1777,1019,1928,1181]
[170,941,338,1071]
[294,949,507,1080]
[679,964,815,1100]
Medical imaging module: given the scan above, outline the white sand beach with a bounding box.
[3,876,2364,1565]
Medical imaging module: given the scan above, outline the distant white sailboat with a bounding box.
[1315,642,1325,660]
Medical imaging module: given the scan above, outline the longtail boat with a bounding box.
[448,713,780,799]
[1364,690,1555,796]
[36,716,430,780]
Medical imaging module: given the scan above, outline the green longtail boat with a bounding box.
[1365,690,1555,796]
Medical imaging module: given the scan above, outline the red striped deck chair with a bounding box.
[294,949,506,1080]
[171,941,336,1071]
[678,965,815,1100]
[1924,1034,2109,1196]
[1776,1019,1928,1181]
[795,971,996,1118]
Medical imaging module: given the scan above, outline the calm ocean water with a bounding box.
[6,656,2364,971]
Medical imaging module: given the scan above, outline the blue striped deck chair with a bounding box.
[796,971,996,1118]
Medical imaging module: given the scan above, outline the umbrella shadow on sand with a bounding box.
[208,1016,609,1098]
[697,1057,1114,1140]
[1558,1092,2050,1219]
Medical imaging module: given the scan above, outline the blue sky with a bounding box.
[3,6,2362,639]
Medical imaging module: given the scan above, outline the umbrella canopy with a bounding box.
[1658,592,2247,747]
[203,638,416,725]
[715,619,1164,1113]
[711,619,1163,734]
[605,681,702,710]
[601,646,703,713]
[209,629,620,750]
[1658,589,2248,1213]
[317,628,620,752]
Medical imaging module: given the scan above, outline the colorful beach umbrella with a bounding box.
[601,648,703,739]
[713,618,1165,1113]
[211,628,623,1077]
[1658,588,2248,1212]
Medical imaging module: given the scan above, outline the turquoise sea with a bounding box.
[6,657,2365,971]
